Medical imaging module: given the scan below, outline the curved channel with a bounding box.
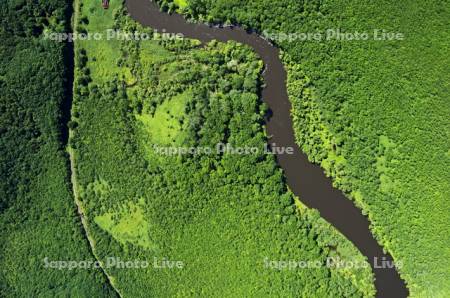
[125,0,408,296]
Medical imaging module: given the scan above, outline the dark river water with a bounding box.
[125,0,408,296]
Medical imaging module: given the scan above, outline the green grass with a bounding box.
[139,41,173,65]
[136,90,190,146]
[78,0,126,81]
[95,200,153,249]
[174,0,188,9]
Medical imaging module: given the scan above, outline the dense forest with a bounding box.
[160,0,450,296]
[68,0,376,296]
[0,0,114,296]
[2,0,447,296]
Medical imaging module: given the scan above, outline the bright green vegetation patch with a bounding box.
[139,41,173,65]
[375,136,401,194]
[70,1,375,296]
[136,90,191,146]
[0,0,114,296]
[174,0,188,9]
[174,0,450,295]
[95,201,152,249]
[77,0,126,81]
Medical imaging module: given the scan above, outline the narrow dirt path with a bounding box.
[67,0,123,296]
[68,146,123,297]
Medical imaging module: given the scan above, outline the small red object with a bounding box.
[102,0,109,9]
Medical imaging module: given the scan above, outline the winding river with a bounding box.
[125,0,408,296]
